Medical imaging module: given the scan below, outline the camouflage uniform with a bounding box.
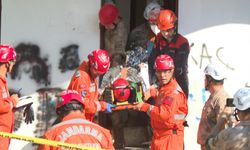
[207,121,250,150]
[197,88,234,150]
[104,19,127,56]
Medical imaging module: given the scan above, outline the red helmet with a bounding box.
[0,45,17,62]
[113,78,130,102]
[154,54,174,70]
[88,49,110,74]
[56,90,85,110]
[99,3,119,26]
[157,9,177,30]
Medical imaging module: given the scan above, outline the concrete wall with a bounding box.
[179,0,250,149]
[1,0,100,149]
[2,0,100,95]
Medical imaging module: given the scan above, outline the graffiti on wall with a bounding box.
[32,88,63,148]
[188,42,239,122]
[11,43,80,86]
[59,44,80,72]
[11,87,64,148]
[190,43,234,70]
[11,43,50,85]
[8,42,80,148]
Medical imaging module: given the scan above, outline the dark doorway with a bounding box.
[130,0,147,32]
[163,0,179,15]
[100,0,178,49]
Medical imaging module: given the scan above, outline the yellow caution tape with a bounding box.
[0,131,101,150]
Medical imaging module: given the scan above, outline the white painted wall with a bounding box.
[179,0,250,149]
[1,0,100,149]
[2,0,100,95]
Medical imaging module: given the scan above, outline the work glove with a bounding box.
[23,104,35,124]
[105,103,115,113]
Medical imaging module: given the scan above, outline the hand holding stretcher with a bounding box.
[111,103,137,111]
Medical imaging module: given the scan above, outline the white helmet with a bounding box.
[233,87,250,110]
[144,1,161,20]
[204,64,225,80]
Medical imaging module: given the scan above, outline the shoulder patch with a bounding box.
[162,96,173,106]
[175,85,182,94]
[75,70,80,77]
[2,91,7,98]
[81,90,87,97]
[80,84,87,89]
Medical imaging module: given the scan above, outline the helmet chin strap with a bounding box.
[6,62,11,73]
[89,67,96,79]
[234,109,240,121]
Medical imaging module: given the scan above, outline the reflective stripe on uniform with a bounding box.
[174,85,182,94]
[75,70,80,77]
[95,101,101,111]
[174,114,186,120]
[9,101,13,109]
[2,90,7,98]
[147,105,154,116]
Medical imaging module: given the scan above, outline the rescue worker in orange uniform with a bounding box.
[134,54,188,150]
[0,45,20,150]
[148,9,190,98]
[38,90,114,150]
[68,49,114,121]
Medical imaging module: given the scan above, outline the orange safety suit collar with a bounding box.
[78,61,95,81]
[61,111,86,122]
[0,75,7,84]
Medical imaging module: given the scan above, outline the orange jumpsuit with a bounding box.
[140,78,188,150]
[0,75,18,150]
[68,61,107,121]
[38,112,114,150]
